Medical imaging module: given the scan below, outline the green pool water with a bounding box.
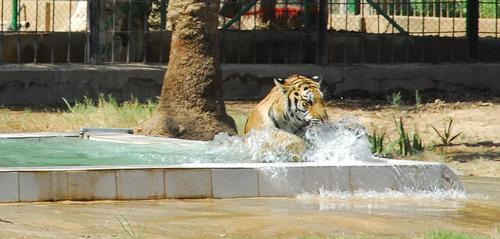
[0,137,236,167]
[0,121,382,167]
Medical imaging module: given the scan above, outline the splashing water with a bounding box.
[303,117,379,163]
[209,117,379,163]
[209,128,303,163]
[298,187,472,201]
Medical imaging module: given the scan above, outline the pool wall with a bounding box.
[0,162,463,203]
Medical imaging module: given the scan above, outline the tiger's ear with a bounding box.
[274,77,285,86]
[311,75,323,85]
[274,77,286,93]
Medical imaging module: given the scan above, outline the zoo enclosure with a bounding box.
[0,0,499,64]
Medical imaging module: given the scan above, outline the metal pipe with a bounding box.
[1,0,5,64]
[466,0,479,60]
[160,0,166,30]
[365,0,408,34]
[11,0,17,31]
[88,0,100,64]
[317,0,328,65]
[222,0,257,29]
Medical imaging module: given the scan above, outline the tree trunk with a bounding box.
[137,0,237,140]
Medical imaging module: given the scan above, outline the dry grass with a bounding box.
[0,96,157,133]
[0,96,248,134]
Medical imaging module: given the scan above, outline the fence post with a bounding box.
[88,0,100,64]
[160,0,167,30]
[466,0,479,60]
[11,0,18,31]
[317,0,328,65]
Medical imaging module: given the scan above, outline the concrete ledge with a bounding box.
[0,162,464,202]
[0,132,79,139]
[0,63,498,106]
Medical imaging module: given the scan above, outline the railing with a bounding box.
[0,0,499,64]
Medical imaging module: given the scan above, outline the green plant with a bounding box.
[431,118,462,145]
[369,129,386,156]
[412,129,424,152]
[62,97,73,112]
[63,96,96,113]
[117,213,145,239]
[386,91,402,108]
[410,0,466,17]
[415,89,421,108]
[424,230,486,239]
[479,0,499,18]
[395,117,424,156]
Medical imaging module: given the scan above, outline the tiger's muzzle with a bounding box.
[309,118,328,126]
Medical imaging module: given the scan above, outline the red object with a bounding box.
[242,3,319,17]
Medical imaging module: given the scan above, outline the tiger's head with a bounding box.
[270,75,329,136]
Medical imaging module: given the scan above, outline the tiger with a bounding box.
[244,74,329,138]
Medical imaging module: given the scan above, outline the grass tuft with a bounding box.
[431,118,463,146]
[117,212,145,239]
[386,91,402,108]
[62,95,158,130]
[395,117,424,156]
[415,90,422,109]
[369,128,386,156]
[424,230,486,239]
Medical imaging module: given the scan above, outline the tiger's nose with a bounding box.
[310,118,327,125]
[318,111,328,123]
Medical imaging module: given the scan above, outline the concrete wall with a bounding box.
[0,64,163,106]
[0,63,497,106]
[2,31,500,64]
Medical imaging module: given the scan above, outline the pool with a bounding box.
[0,132,464,202]
[0,136,229,167]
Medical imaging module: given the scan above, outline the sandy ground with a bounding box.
[226,99,500,178]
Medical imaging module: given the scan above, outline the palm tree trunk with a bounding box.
[138,0,236,140]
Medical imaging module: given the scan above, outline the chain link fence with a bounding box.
[1,0,86,32]
[0,0,499,64]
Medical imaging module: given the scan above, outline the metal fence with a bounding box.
[0,0,499,64]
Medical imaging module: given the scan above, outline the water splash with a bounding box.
[311,188,470,200]
[209,128,302,163]
[303,117,378,163]
[291,185,486,204]
[210,117,379,163]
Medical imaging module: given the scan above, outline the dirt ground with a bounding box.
[226,99,500,178]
